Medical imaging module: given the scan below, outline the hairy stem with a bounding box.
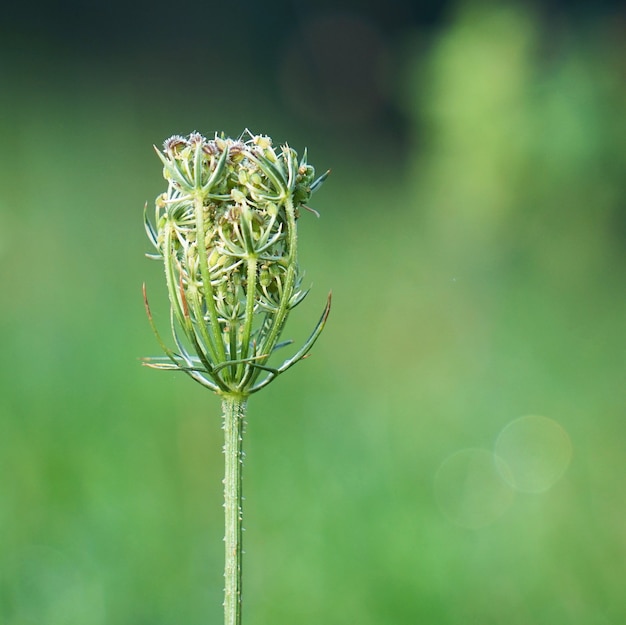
[222,394,247,625]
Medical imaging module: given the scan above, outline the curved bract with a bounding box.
[143,130,331,396]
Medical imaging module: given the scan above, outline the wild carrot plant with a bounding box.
[142,130,330,625]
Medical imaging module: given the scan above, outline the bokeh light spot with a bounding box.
[434,448,515,529]
[495,415,573,493]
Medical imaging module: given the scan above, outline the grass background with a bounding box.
[1,1,624,623]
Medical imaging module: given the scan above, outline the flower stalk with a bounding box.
[142,130,330,624]
[222,394,245,625]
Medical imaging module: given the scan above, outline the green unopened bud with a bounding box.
[144,130,331,396]
[231,188,247,204]
[238,169,249,185]
[259,264,271,288]
[207,248,224,270]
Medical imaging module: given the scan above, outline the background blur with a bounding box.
[1,0,624,623]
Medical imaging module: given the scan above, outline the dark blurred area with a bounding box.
[1,1,625,624]
[3,0,622,152]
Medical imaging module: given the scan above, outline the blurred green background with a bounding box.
[1,1,624,623]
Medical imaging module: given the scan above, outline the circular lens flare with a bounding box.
[434,448,515,529]
[495,415,573,493]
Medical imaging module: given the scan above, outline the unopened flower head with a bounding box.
[143,130,330,396]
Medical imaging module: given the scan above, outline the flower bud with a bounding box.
[145,130,331,395]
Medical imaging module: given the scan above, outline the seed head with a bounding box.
[143,130,331,396]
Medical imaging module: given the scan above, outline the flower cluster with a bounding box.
[143,130,330,396]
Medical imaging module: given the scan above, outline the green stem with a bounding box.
[236,255,258,389]
[194,194,227,367]
[249,197,298,385]
[222,394,247,625]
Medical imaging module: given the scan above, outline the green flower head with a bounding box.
[143,130,330,396]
